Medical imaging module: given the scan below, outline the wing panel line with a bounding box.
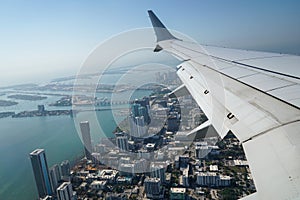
[171,42,300,80]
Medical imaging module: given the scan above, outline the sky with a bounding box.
[0,0,300,87]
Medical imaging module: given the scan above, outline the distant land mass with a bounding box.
[7,94,47,101]
[0,100,18,106]
[0,83,38,90]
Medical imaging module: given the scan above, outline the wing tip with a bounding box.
[147,10,179,42]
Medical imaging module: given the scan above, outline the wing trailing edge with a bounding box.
[168,84,189,98]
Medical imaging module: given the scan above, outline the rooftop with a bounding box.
[170,187,186,193]
[99,169,118,179]
[209,165,218,171]
[57,182,71,190]
[30,148,44,155]
[145,177,161,183]
[91,180,107,186]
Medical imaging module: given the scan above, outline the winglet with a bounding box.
[148,10,178,42]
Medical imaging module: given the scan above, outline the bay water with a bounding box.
[0,89,150,200]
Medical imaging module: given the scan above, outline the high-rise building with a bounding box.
[131,103,140,117]
[57,182,75,200]
[179,155,189,169]
[136,116,146,137]
[134,97,150,107]
[150,164,166,183]
[144,177,162,198]
[134,159,148,174]
[167,114,179,132]
[181,166,189,187]
[138,106,149,123]
[116,136,129,152]
[196,172,218,186]
[60,160,70,179]
[30,149,53,198]
[79,121,92,160]
[49,164,61,193]
[129,115,138,137]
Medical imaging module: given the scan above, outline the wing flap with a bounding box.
[177,60,300,142]
[243,121,300,199]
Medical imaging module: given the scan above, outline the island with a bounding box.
[49,96,72,106]
[0,112,15,118]
[0,100,18,106]
[7,94,47,101]
[11,105,73,118]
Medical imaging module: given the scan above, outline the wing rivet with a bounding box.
[190,76,193,79]
[204,90,209,94]
[227,113,235,119]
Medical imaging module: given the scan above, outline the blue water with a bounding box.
[0,89,151,200]
[0,116,83,200]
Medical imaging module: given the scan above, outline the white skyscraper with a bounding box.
[57,182,75,200]
[80,121,92,160]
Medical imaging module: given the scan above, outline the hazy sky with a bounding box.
[0,0,299,87]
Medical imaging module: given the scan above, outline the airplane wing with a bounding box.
[148,10,300,200]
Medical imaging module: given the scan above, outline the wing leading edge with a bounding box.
[148,10,300,200]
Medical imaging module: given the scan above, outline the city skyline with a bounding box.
[0,2,299,199]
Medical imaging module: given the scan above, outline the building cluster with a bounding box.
[29,149,75,200]
[64,132,255,200]
[29,83,256,199]
[85,93,190,173]
[155,71,181,86]
[129,97,151,138]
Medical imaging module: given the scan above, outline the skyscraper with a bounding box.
[131,103,140,117]
[116,136,129,152]
[49,164,61,192]
[57,182,75,200]
[136,116,146,137]
[150,164,166,183]
[60,160,70,179]
[79,121,92,160]
[138,106,149,123]
[129,115,138,137]
[30,149,53,198]
[144,177,162,198]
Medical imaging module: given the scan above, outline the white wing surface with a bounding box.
[148,10,300,200]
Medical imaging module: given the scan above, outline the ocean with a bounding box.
[0,89,151,200]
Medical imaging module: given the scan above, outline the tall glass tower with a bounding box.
[30,149,52,198]
[80,121,92,160]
